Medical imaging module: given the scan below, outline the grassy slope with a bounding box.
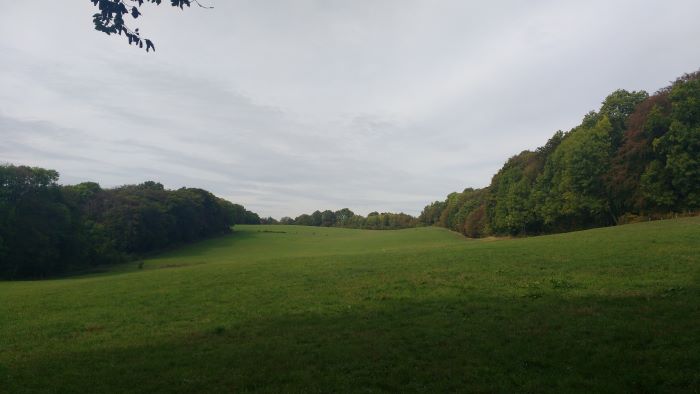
[1,219,699,393]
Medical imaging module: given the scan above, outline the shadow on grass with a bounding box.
[144,230,257,260]
[4,290,699,393]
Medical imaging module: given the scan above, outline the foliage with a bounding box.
[288,208,418,230]
[598,89,649,148]
[0,164,257,278]
[418,200,446,226]
[220,202,261,225]
[607,93,672,214]
[0,166,77,278]
[424,70,699,237]
[488,151,543,235]
[90,0,208,51]
[535,116,615,230]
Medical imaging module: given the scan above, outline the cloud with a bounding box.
[2,0,700,217]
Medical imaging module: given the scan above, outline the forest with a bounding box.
[0,165,259,278]
[278,209,418,230]
[420,71,700,237]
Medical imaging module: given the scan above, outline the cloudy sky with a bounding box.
[1,1,699,218]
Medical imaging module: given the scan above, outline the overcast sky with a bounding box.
[1,1,699,218]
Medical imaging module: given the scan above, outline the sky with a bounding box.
[1,1,700,218]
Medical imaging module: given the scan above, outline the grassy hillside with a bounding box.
[1,218,699,392]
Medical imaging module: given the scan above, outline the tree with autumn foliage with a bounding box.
[423,70,700,238]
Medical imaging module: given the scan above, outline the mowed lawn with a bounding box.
[1,219,699,393]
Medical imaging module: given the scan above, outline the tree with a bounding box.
[641,74,700,210]
[310,210,323,226]
[1,164,258,279]
[260,217,279,225]
[536,117,615,229]
[288,209,417,230]
[488,151,543,235]
[294,214,313,226]
[0,165,75,278]
[279,216,294,225]
[423,70,698,237]
[90,0,211,51]
[334,208,355,226]
[606,93,672,214]
[418,201,445,225]
[599,89,649,148]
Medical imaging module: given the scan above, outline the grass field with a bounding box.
[1,218,699,392]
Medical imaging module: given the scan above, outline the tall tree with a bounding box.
[641,74,700,210]
[1,164,257,279]
[536,117,615,229]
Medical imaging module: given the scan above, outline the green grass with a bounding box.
[1,218,699,393]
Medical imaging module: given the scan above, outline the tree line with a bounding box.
[271,209,418,230]
[0,165,259,279]
[420,71,700,237]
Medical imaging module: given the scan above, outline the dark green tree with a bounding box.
[641,74,700,210]
[0,166,75,277]
[320,210,336,227]
[599,89,649,148]
[1,164,257,279]
[536,117,615,229]
[334,208,355,226]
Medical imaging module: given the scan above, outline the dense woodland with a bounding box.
[277,209,418,230]
[0,165,259,278]
[420,71,700,237]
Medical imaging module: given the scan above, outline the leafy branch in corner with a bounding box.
[91,0,212,52]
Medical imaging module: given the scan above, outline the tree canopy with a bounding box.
[0,164,257,279]
[421,70,700,237]
[284,209,418,230]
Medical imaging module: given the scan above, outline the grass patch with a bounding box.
[1,218,699,392]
